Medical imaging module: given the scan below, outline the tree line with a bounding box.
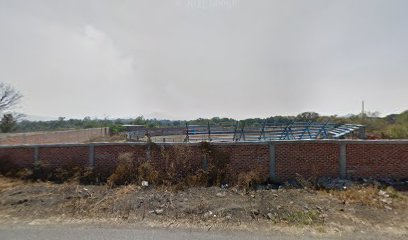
[0,82,407,138]
[2,111,404,139]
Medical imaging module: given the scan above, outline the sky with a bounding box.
[0,0,407,120]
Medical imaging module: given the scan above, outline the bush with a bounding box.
[0,157,20,176]
[137,161,159,184]
[155,143,233,189]
[185,169,209,187]
[207,150,231,186]
[108,153,138,186]
[110,124,125,135]
[159,145,199,186]
[0,157,34,180]
[385,124,408,139]
[236,168,265,190]
[36,162,92,184]
[107,152,160,187]
[200,142,232,186]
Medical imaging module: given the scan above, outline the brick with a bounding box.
[1,141,407,182]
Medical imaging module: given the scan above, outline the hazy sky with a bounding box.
[0,0,407,120]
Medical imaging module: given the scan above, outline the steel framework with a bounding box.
[184,120,364,142]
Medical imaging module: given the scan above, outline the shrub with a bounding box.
[200,142,232,186]
[0,159,33,180]
[236,168,265,190]
[385,124,408,139]
[159,145,199,185]
[0,157,21,177]
[185,169,209,187]
[14,168,33,180]
[107,153,138,186]
[137,161,159,184]
[110,124,126,135]
[207,150,231,186]
[329,185,390,208]
[35,159,91,183]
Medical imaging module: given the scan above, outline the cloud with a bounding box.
[0,10,145,118]
[0,0,407,120]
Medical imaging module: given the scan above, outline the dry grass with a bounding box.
[0,158,27,177]
[0,175,25,191]
[327,185,408,208]
[384,186,406,199]
[281,210,321,225]
[158,145,210,189]
[330,185,382,207]
[107,152,160,187]
[1,174,408,237]
[236,168,266,190]
[184,169,209,187]
[137,162,159,184]
[107,153,139,186]
[236,171,258,190]
[294,173,315,189]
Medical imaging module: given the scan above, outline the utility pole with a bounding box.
[361,100,365,123]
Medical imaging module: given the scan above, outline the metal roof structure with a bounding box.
[184,120,365,142]
[124,120,365,143]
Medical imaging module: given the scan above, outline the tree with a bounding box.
[132,116,146,125]
[297,112,320,120]
[0,114,17,133]
[0,83,22,112]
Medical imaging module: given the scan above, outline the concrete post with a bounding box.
[202,154,208,171]
[269,143,276,181]
[359,126,366,139]
[34,146,40,167]
[89,144,95,167]
[339,143,347,179]
[146,144,151,161]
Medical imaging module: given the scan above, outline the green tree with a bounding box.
[297,112,320,121]
[0,113,17,133]
[132,116,146,125]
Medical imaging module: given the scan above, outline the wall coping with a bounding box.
[1,139,408,149]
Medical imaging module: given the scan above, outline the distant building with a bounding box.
[121,125,145,132]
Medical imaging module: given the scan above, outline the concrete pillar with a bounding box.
[359,126,366,139]
[339,143,347,179]
[89,144,95,167]
[202,154,208,171]
[269,143,276,181]
[34,146,40,167]
[146,144,151,161]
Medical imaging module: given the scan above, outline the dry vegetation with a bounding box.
[0,173,407,237]
[328,185,406,208]
[107,153,159,187]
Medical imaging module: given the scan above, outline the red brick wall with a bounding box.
[39,146,89,170]
[275,143,339,181]
[346,143,408,179]
[94,144,148,177]
[0,128,109,145]
[0,147,34,168]
[212,144,270,177]
[1,141,408,181]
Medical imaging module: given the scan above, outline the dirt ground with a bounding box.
[0,176,407,239]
